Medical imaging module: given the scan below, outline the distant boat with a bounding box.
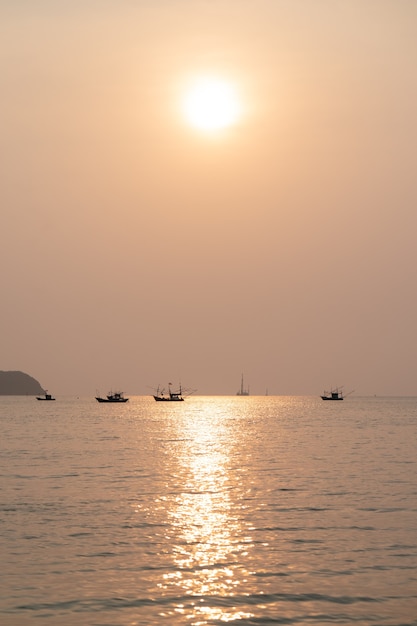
[96,391,129,403]
[36,390,55,401]
[236,374,249,396]
[153,383,184,402]
[321,387,344,401]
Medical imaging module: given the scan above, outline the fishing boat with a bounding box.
[153,383,184,402]
[95,391,129,403]
[36,391,56,401]
[236,374,249,396]
[321,387,344,401]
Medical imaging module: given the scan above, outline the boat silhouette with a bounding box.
[36,390,56,401]
[320,386,354,401]
[236,374,249,396]
[96,391,129,403]
[153,383,184,402]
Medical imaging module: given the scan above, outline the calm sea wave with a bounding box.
[1,395,416,625]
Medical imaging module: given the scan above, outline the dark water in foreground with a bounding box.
[1,395,416,625]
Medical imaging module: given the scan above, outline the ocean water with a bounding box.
[1,395,416,626]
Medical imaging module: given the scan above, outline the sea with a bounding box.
[1,395,416,626]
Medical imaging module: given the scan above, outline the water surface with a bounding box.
[1,395,416,624]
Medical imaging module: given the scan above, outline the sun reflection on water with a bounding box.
[157,401,255,622]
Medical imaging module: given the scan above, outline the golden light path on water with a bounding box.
[157,400,256,623]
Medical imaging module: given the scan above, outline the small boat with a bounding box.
[36,391,56,401]
[236,374,249,396]
[321,387,344,401]
[96,391,129,403]
[153,383,184,402]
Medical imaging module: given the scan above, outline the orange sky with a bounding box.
[1,1,417,395]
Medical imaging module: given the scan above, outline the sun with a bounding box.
[182,77,241,132]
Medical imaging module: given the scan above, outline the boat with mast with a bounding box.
[96,391,129,403]
[321,386,344,401]
[153,383,184,402]
[236,374,249,396]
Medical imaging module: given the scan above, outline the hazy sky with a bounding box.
[2,1,417,396]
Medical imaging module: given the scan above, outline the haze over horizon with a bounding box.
[2,1,417,397]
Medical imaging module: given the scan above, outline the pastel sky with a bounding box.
[2,1,417,395]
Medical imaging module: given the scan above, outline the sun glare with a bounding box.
[182,77,241,132]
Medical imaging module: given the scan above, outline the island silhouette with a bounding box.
[0,371,45,395]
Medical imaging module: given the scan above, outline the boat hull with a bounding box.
[153,395,184,402]
[321,396,343,401]
[95,397,129,403]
